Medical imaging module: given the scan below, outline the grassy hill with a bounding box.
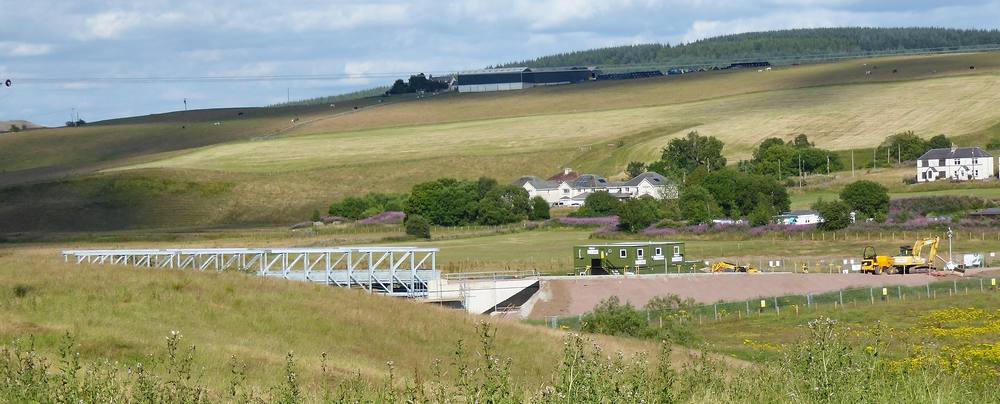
[3,52,1000,232]
[0,245,657,395]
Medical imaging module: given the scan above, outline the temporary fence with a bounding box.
[544,276,1000,329]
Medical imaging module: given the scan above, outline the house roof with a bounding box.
[777,210,820,217]
[514,176,558,190]
[572,174,609,188]
[459,67,530,75]
[576,241,683,248]
[547,169,580,182]
[621,172,672,187]
[918,147,992,160]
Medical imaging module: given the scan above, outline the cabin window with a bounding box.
[619,249,627,258]
[637,249,644,258]
[673,246,681,255]
[655,247,662,256]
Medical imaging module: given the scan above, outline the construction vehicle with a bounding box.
[711,261,759,273]
[860,246,895,274]
[892,237,940,274]
[862,237,954,275]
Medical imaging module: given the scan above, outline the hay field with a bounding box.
[126,73,1000,174]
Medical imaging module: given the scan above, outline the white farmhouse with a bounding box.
[515,170,678,206]
[916,147,993,182]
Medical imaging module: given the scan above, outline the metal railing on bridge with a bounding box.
[62,247,439,297]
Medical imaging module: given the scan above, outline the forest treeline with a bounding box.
[500,27,1000,68]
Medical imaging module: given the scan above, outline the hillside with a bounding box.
[503,27,1000,68]
[3,52,1000,232]
[0,246,656,394]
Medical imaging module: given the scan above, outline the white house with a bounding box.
[515,170,678,206]
[774,210,824,226]
[916,147,993,182]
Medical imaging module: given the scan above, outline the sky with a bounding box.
[2,0,1000,126]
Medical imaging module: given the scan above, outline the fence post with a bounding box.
[714,304,718,321]
[927,284,931,298]
[839,290,843,306]
[774,297,779,314]
[870,288,874,304]
[953,280,958,294]
[746,301,751,317]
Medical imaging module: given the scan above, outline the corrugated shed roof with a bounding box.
[918,147,992,160]
[459,67,530,75]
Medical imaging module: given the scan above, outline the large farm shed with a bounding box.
[456,67,597,93]
[573,242,695,275]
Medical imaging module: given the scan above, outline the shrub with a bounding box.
[310,209,321,222]
[571,191,620,217]
[813,199,851,231]
[580,297,647,338]
[404,214,431,239]
[618,196,664,233]
[678,185,720,225]
[840,180,889,220]
[477,185,531,225]
[528,196,550,220]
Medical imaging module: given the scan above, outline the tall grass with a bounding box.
[2,319,995,403]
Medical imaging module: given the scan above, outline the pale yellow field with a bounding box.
[127,73,1000,174]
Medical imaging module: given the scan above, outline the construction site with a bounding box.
[61,233,993,319]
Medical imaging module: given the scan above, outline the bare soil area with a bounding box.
[525,272,946,319]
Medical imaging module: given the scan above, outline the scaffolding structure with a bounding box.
[62,247,439,297]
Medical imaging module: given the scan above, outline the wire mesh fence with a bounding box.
[544,276,1000,329]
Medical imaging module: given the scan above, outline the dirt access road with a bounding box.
[522,272,966,319]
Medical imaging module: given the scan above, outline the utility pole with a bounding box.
[827,154,830,175]
[777,158,781,180]
[887,147,890,166]
[286,88,290,103]
[798,153,802,188]
[873,148,877,169]
[183,98,187,111]
[897,144,901,165]
[851,150,855,177]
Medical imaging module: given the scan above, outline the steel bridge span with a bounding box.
[62,247,439,297]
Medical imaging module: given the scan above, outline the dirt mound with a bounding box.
[525,273,938,319]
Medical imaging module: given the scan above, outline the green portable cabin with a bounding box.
[573,242,689,275]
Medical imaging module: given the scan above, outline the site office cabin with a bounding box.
[573,241,697,275]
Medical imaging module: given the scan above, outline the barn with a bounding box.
[456,67,596,93]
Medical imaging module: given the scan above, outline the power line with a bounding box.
[9,43,1000,86]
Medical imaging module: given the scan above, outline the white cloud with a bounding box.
[0,41,53,57]
[80,11,142,39]
[288,3,410,31]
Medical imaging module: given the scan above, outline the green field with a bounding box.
[3,53,1000,232]
[0,245,660,395]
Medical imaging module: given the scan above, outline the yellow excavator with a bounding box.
[862,237,945,275]
[711,261,759,273]
[892,237,940,274]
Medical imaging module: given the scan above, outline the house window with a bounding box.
[563,189,569,194]
[973,158,979,164]
[955,159,961,165]
[918,160,923,167]
[655,247,662,256]
[673,246,681,255]
[939,158,945,166]
[637,249,644,258]
[620,249,627,258]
